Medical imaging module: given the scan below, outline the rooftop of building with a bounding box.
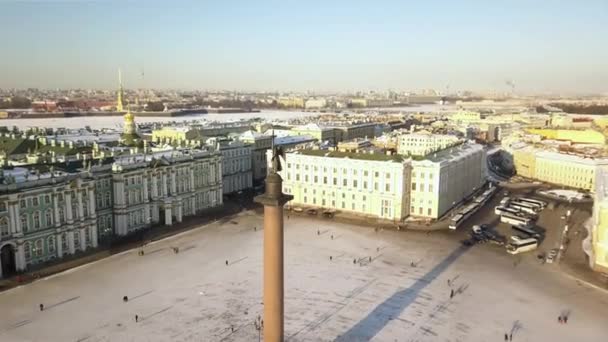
[294,148,405,162]
[412,142,483,164]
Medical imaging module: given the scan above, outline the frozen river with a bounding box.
[1,211,607,341]
[0,104,455,130]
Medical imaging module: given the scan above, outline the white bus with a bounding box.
[511,224,541,239]
[449,203,479,230]
[449,214,465,230]
[500,213,532,227]
[494,206,521,216]
[509,200,539,212]
[508,203,538,216]
[518,197,546,209]
[506,236,538,254]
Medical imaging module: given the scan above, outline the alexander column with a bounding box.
[254,142,293,342]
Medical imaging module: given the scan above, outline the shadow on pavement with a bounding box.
[336,244,472,342]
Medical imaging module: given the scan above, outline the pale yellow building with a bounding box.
[277,97,305,108]
[589,168,608,273]
[525,128,606,145]
[152,127,199,142]
[535,151,608,190]
[277,149,411,221]
[512,146,537,179]
[449,111,481,123]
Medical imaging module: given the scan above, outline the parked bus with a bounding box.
[506,236,539,254]
[500,213,532,227]
[449,203,479,230]
[511,224,541,239]
[494,206,521,216]
[508,202,538,216]
[517,197,546,209]
[449,214,465,230]
[509,200,539,212]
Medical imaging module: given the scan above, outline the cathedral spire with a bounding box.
[117,68,124,112]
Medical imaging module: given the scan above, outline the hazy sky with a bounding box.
[1,0,607,93]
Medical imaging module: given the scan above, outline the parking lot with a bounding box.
[456,187,593,266]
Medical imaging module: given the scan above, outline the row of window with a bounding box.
[23,229,92,264]
[287,164,391,179]
[288,173,392,192]
[411,182,434,192]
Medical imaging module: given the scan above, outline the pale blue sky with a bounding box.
[1,0,607,93]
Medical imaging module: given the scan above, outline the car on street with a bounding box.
[546,248,558,263]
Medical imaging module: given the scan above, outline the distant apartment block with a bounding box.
[397,133,461,157]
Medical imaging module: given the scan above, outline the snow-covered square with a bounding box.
[1,211,607,342]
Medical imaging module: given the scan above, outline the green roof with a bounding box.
[298,149,404,162]
[0,137,36,155]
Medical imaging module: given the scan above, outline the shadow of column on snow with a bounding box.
[335,244,471,342]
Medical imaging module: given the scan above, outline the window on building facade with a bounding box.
[32,197,39,207]
[24,241,31,262]
[353,180,358,187]
[374,172,379,177]
[343,179,347,186]
[0,217,9,237]
[303,196,307,203]
[429,184,433,192]
[20,200,26,209]
[427,208,432,216]
[33,239,43,258]
[47,236,56,254]
[419,207,423,214]
[45,210,52,227]
[385,184,390,192]
[411,206,415,213]
[74,231,81,250]
[364,171,368,176]
[374,182,379,191]
[33,212,41,229]
[61,233,68,251]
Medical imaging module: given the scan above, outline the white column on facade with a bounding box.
[170,170,177,195]
[161,173,167,197]
[88,190,96,217]
[56,234,63,258]
[53,195,60,227]
[9,203,18,234]
[176,203,183,223]
[144,204,151,224]
[65,193,73,222]
[189,169,195,191]
[67,231,75,254]
[165,206,173,226]
[151,204,159,223]
[91,225,98,248]
[16,243,26,271]
[151,175,159,198]
[190,197,196,215]
[79,228,86,250]
[77,191,84,219]
[143,177,149,202]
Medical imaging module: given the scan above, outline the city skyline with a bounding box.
[1,1,608,94]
